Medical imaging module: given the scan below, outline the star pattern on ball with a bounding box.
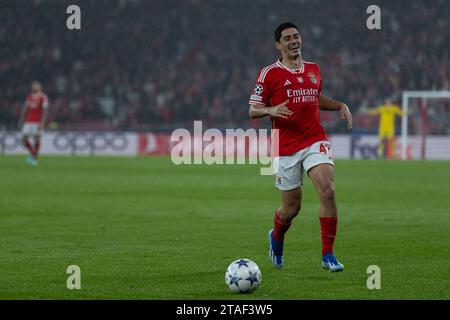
[246,274,259,286]
[229,275,239,286]
[235,259,249,268]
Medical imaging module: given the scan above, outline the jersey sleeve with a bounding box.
[368,108,381,115]
[394,105,403,116]
[317,64,323,95]
[248,68,270,107]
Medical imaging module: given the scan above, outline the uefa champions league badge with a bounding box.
[308,72,318,84]
[254,84,263,95]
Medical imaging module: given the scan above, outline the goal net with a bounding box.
[401,91,450,160]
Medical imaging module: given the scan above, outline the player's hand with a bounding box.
[269,100,293,119]
[340,104,353,130]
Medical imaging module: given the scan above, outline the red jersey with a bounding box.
[249,59,327,156]
[24,92,48,123]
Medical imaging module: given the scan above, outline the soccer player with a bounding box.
[368,98,403,158]
[18,81,49,166]
[248,22,353,272]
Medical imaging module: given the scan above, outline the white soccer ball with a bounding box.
[225,258,262,293]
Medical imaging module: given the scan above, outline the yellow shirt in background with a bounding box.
[369,104,403,138]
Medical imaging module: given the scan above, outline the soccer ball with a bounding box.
[225,258,262,293]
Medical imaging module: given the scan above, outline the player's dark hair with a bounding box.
[274,22,298,42]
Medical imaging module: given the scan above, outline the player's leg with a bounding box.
[308,164,336,217]
[303,141,343,272]
[308,163,343,272]
[378,131,388,158]
[21,123,35,164]
[385,132,396,159]
[269,153,303,268]
[22,123,39,165]
[32,134,41,160]
[273,187,302,244]
[22,134,33,156]
[269,189,302,268]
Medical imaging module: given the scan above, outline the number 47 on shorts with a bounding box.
[319,143,333,160]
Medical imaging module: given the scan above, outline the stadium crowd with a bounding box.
[0,0,449,133]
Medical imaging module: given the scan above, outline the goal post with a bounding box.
[401,91,450,160]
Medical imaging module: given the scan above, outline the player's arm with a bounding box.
[249,70,294,120]
[39,108,48,132]
[394,105,404,116]
[38,95,49,132]
[367,107,381,115]
[249,100,293,119]
[318,94,353,129]
[17,102,27,129]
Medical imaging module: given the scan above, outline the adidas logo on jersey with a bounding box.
[284,80,292,86]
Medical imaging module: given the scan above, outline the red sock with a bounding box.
[23,139,33,155]
[320,217,337,255]
[32,141,41,159]
[273,210,292,243]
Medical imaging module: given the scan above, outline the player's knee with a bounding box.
[285,202,301,219]
[319,184,335,202]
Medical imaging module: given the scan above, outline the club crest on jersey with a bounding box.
[253,84,263,95]
[308,72,317,84]
[297,77,303,84]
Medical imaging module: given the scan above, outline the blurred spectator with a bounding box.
[0,0,449,133]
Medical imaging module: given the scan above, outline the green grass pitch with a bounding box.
[0,155,449,299]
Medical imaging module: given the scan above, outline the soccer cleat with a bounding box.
[322,253,344,272]
[268,229,284,268]
[26,155,38,166]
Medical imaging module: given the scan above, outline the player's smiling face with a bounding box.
[276,28,302,58]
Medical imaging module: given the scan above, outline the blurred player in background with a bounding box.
[368,98,403,158]
[18,81,48,166]
[249,22,353,272]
